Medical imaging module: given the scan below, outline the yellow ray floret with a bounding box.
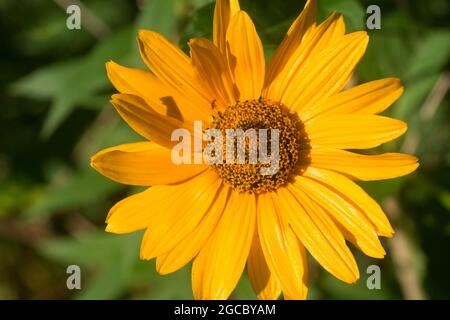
[91,0,419,300]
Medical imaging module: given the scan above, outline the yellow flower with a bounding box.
[91,0,419,300]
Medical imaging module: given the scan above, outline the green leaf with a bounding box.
[359,178,407,203]
[404,30,450,81]
[317,0,365,32]
[41,232,136,265]
[135,0,177,37]
[393,73,440,120]
[40,231,196,299]
[179,2,214,53]
[25,167,120,217]
[134,261,193,300]
[11,27,133,138]
[0,180,41,215]
[40,232,141,299]
[186,0,213,8]
[357,12,418,82]
[127,0,179,67]
[439,191,450,212]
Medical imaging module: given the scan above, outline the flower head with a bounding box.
[91,0,419,299]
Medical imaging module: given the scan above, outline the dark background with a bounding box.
[0,0,449,299]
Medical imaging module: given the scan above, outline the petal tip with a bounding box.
[380,228,395,238]
[105,224,116,233]
[137,28,149,39]
[89,157,97,170]
[90,152,102,171]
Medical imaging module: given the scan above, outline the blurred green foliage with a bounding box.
[0,0,449,299]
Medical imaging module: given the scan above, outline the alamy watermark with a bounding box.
[171,121,281,175]
[366,5,381,30]
[366,265,381,290]
[66,265,81,290]
[65,4,382,31]
[66,5,81,30]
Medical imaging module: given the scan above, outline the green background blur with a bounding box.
[0,0,449,299]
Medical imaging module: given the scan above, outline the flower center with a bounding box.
[210,98,310,194]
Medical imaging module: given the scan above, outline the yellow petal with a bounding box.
[137,30,212,122]
[104,188,156,234]
[140,170,221,260]
[264,0,316,91]
[106,60,210,122]
[111,93,186,149]
[264,13,345,101]
[277,186,359,283]
[313,14,346,50]
[306,115,407,149]
[286,0,316,35]
[192,191,256,300]
[302,78,404,122]
[213,0,240,54]
[282,31,368,114]
[294,176,386,258]
[282,243,308,300]
[90,141,206,186]
[106,61,166,114]
[304,167,393,236]
[257,193,308,299]
[156,185,230,275]
[105,173,207,234]
[189,38,237,109]
[247,229,282,300]
[226,11,265,100]
[310,148,419,181]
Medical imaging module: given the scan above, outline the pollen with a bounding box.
[210,98,310,194]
